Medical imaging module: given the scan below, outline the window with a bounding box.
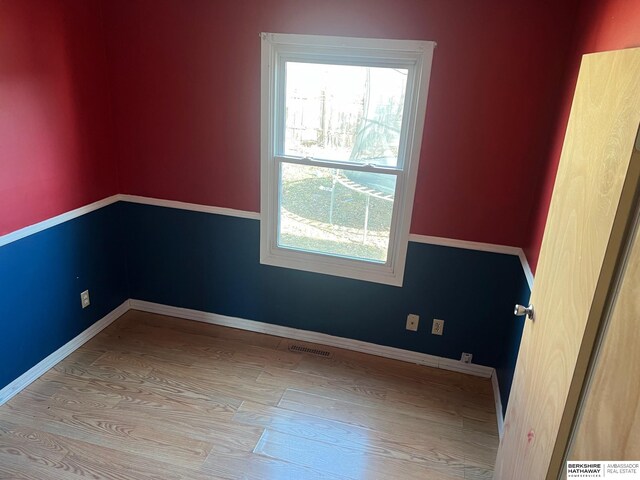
[260,33,435,286]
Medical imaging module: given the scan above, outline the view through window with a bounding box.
[279,62,407,262]
[260,33,435,285]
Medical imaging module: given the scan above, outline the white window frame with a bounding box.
[260,32,435,287]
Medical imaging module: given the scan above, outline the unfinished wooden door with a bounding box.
[565,144,640,464]
[493,47,640,480]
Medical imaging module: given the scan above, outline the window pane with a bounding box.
[284,62,407,167]
[278,163,396,262]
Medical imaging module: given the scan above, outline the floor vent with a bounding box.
[288,344,333,358]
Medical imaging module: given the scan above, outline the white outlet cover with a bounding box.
[432,318,444,335]
[81,290,90,309]
[461,352,473,364]
[406,314,419,332]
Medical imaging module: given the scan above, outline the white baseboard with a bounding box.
[129,299,495,378]
[0,298,505,436]
[492,370,505,438]
[0,300,130,406]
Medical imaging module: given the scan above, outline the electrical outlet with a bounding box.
[81,290,90,309]
[432,318,444,335]
[461,352,473,364]
[406,314,419,331]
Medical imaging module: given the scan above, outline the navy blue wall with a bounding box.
[1,200,529,413]
[495,269,530,414]
[122,202,530,410]
[0,203,128,389]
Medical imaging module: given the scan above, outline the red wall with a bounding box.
[12,0,624,258]
[0,0,117,236]
[524,0,640,271]
[104,0,579,247]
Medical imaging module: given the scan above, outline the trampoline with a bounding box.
[327,69,401,242]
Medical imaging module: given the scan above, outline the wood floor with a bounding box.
[0,310,499,479]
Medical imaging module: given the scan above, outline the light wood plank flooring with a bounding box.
[0,310,498,479]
